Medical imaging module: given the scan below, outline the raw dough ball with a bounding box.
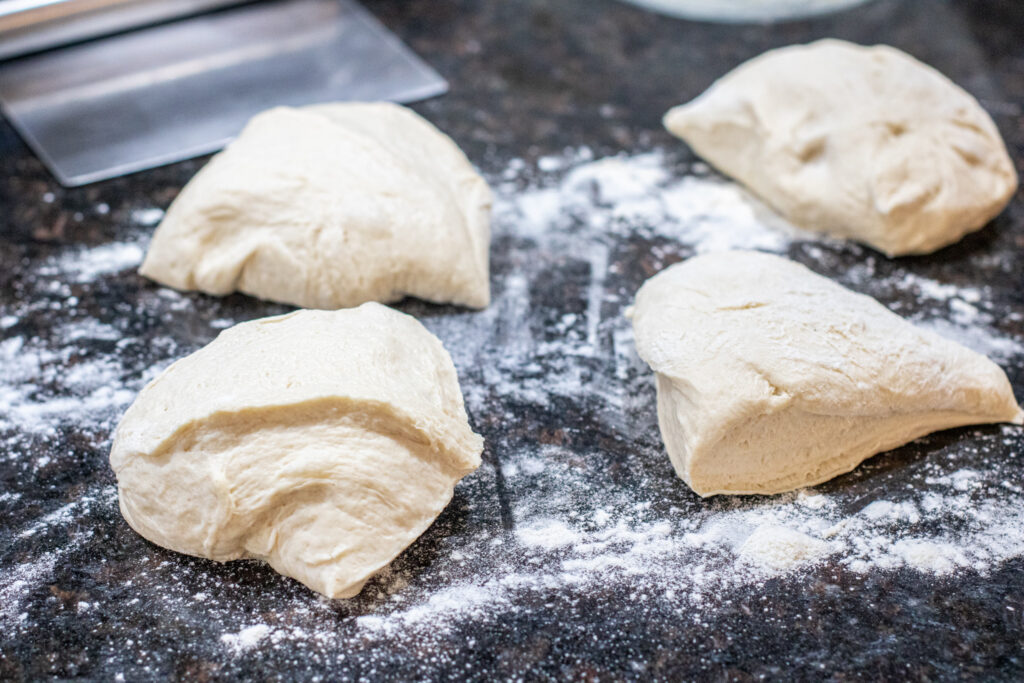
[140,102,491,309]
[109,303,483,598]
[663,40,1018,256]
[629,251,1022,496]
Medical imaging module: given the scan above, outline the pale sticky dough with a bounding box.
[629,251,1023,497]
[139,102,492,309]
[664,40,1018,256]
[109,303,483,598]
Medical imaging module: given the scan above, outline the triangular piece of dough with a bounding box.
[140,102,491,309]
[630,251,1022,496]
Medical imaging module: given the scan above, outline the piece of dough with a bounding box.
[629,251,1022,496]
[139,102,491,309]
[109,303,483,598]
[663,40,1018,256]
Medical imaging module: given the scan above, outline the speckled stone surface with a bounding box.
[2,0,1024,679]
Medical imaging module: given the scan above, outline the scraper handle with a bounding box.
[0,0,253,61]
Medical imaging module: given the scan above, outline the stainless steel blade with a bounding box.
[0,0,448,186]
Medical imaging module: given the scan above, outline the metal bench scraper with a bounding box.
[0,0,448,186]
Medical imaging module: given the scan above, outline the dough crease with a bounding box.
[110,304,483,597]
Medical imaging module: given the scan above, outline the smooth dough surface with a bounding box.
[109,303,483,598]
[664,40,1018,256]
[140,102,492,309]
[629,251,1022,496]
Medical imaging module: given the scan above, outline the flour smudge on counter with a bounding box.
[36,241,145,283]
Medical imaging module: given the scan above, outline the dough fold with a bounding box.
[630,251,1022,496]
[109,303,483,597]
[664,40,1017,256]
[140,102,491,308]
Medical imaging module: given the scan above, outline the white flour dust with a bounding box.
[347,423,1024,639]
[354,147,1024,641]
[221,624,272,654]
[36,241,145,284]
[495,149,810,251]
[0,335,139,439]
[0,485,118,627]
[130,207,165,227]
[2,147,1023,651]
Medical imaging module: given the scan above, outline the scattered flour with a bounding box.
[738,524,831,571]
[340,148,1024,637]
[517,519,583,550]
[891,539,967,575]
[0,488,115,629]
[221,624,272,653]
[2,146,1023,657]
[37,241,144,283]
[495,149,812,252]
[0,333,142,438]
[0,555,57,627]
[131,208,165,226]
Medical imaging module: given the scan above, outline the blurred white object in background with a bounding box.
[620,0,874,22]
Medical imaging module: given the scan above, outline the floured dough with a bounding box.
[629,251,1022,496]
[664,40,1017,256]
[109,303,483,598]
[140,102,491,309]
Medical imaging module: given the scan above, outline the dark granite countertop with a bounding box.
[3,0,1024,679]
